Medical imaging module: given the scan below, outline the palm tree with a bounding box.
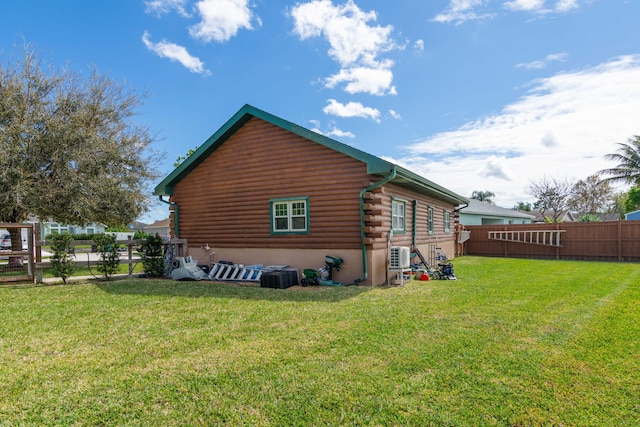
[470,190,495,204]
[598,135,640,185]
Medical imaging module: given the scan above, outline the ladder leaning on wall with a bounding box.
[488,229,565,247]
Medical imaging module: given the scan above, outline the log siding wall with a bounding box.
[171,117,459,254]
[366,183,457,251]
[173,117,372,249]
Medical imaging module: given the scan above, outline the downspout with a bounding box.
[159,196,179,238]
[412,200,418,248]
[354,169,397,285]
[453,201,469,223]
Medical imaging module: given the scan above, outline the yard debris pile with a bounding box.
[409,245,457,281]
[170,256,207,281]
[166,250,345,289]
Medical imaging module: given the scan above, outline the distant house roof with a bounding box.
[154,104,468,206]
[530,210,576,223]
[598,213,621,222]
[459,199,535,219]
[130,221,148,230]
[145,218,170,229]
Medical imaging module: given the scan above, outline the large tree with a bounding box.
[0,45,161,234]
[597,135,640,185]
[527,176,573,222]
[624,186,640,213]
[567,175,614,217]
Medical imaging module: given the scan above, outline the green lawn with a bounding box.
[0,257,638,426]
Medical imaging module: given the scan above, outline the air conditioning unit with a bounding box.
[171,256,207,281]
[389,246,410,269]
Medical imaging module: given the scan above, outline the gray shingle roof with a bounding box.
[460,199,535,219]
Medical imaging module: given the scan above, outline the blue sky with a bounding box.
[2,0,640,223]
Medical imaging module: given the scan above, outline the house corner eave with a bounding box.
[389,167,468,205]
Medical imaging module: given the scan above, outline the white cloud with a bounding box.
[432,0,495,24]
[142,31,210,75]
[390,55,640,207]
[324,64,396,96]
[516,52,569,69]
[323,99,381,122]
[504,0,546,12]
[414,39,425,51]
[189,0,260,43]
[434,0,583,23]
[309,120,356,138]
[541,131,558,147]
[505,0,581,13]
[481,155,513,180]
[389,109,401,119]
[326,128,356,138]
[144,0,190,17]
[555,0,580,12]
[290,0,398,96]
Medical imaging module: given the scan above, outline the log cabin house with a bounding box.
[154,104,467,285]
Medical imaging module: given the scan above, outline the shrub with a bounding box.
[50,233,75,283]
[140,233,165,277]
[133,230,150,240]
[578,213,601,222]
[92,233,120,280]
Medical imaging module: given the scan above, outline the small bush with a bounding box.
[50,233,75,283]
[92,233,120,280]
[133,230,150,240]
[140,233,165,277]
[578,214,601,222]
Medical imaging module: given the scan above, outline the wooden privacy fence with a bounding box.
[462,221,640,262]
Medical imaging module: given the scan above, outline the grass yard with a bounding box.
[0,256,638,426]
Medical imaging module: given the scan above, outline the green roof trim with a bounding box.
[153,104,468,205]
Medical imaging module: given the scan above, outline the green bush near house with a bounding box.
[140,233,165,277]
[92,233,121,280]
[49,233,75,283]
[0,257,637,426]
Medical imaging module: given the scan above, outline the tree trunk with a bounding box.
[8,228,24,268]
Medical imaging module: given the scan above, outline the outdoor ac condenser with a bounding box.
[171,256,207,281]
[389,246,410,269]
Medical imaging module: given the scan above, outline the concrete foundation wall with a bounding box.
[187,241,457,287]
[188,247,365,286]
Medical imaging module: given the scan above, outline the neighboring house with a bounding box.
[131,221,148,231]
[597,213,621,222]
[25,220,107,237]
[530,210,577,223]
[154,104,468,286]
[144,218,171,237]
[458,199,534,225]
[625,210,640,221]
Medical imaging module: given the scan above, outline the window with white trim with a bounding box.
[49,223,69,235]
[392,199,406,232]
[444,210,451,232]
[427,206,434,234]
[271,198,309,234]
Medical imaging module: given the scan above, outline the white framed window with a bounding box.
[427,206,434,234]
[49,223,69,235]
[444,210,451,233]
[392,198,406,232]
[271,197,309,234]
